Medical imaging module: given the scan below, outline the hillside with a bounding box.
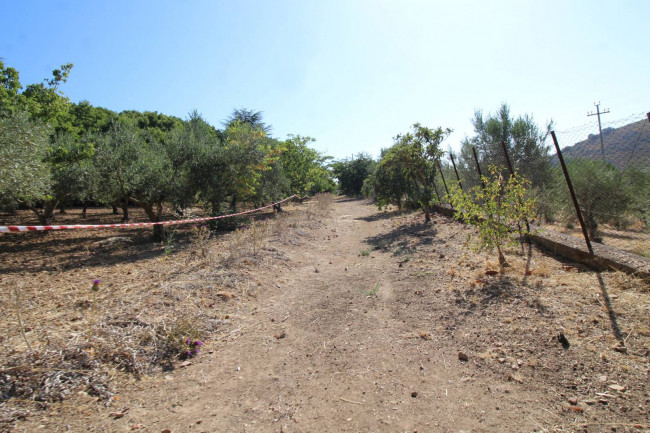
[557,117,650,169]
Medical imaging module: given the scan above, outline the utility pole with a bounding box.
[587,102,610,160]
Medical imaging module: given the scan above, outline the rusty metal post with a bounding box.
[551,131,593,254]
[449,153,463,191]
[432,179,442,203]
[499,139,515,176]
[437,160,450,199]
[471,146,485,189]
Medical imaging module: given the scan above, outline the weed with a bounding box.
[12,283,32,352]
[362,282,380,297]
[248,218,270,255]
[360,249,370,257]
[87,279,101,336]
[162,231,175,257]
[225,227,248,265]
[190,224,213,262]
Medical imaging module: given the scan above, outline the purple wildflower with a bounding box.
[185,350,192,357]
[186,338,192,345]
[193,348,200,355]
[194,340,203,346]
[93,279,101,285]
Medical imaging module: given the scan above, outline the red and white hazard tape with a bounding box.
[0,195,297,233]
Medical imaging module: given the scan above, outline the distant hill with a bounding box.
[554,118,650,170]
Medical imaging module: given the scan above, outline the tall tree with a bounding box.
[332,153,377,197]
[459,103,552,188]
[279,135,334,196]
[225,108,271,134]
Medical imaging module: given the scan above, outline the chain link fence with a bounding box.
[439,111,650,258]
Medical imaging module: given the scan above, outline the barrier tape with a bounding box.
[0,195,298,233]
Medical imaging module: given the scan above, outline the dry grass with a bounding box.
[0,201,324,425]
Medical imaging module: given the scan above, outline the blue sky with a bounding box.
[2,0,648,159]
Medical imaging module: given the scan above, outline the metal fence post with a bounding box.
[437,160,451,199]
[471,146,486,189]
[550,131,594,254]
[449,153,463,191]
[499,139,515,177]
[432,179,442,203]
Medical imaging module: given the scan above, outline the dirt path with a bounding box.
[94,198,543,432]
[11,197,649,432]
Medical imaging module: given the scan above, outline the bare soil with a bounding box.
[1,197,649,432]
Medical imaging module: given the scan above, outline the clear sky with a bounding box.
[2,0,648,159]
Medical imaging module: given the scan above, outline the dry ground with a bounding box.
[1,196,649,432]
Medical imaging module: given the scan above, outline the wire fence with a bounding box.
[439,111,650,258]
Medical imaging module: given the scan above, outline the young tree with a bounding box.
[377,124,451,223]
[370,147,415,210]
[449,167,536,271]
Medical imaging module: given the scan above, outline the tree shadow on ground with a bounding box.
[335,197,364,203]
[0,229,197,274]
[364,221,437,257]
[355,209,411,222]
[448,275,553,328]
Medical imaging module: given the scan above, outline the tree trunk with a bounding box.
[112,203,119,215]
[82,203,88,218]
[121,198,130,222]
[142,202,166,242]
[44,200,58,223]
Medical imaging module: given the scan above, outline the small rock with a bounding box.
[585,400,596,405]
[179,360,192,368]
[511,364,519,371]
[516,359,524,367]
[557,333,570,349]
[274,331,286,339]
[568,397,578,405]
[608,384,626,392]
[598,375,608,382]
[411,391,418,398]
[458,352,469,362]
[613,344,627,354]
[498,358,506,364]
